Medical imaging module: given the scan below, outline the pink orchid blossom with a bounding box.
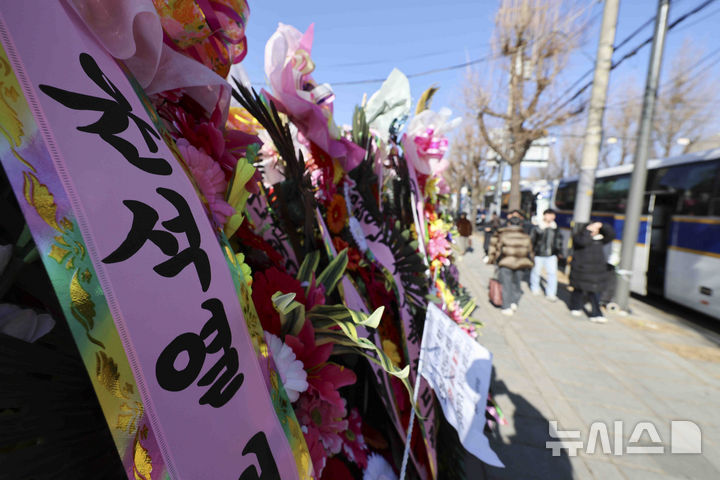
[264,23,364,171]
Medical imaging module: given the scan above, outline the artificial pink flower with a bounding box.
[264,23,364,171]
[427,234,451,262]
[176,138,234,225]
[296,389,348,455]
[402,108,460,176]
[342,408,369,468]
[169,100,258,178]
[302,423,327,477]
[304,275,326,311]
[285,321,357,410]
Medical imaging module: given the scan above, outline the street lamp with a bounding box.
[677,137,690,146]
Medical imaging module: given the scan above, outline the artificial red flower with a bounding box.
[310,141,333,170]
[252,267,307,336]
[327,194,347,234]
[357,264,394,313]
[234,219,284,266]
[331,237,361,271]
[286,321,356,410]
[320,457,353,480]
[346,247,362,272]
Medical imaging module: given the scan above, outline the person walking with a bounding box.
[456,212,473,254]
[483,213,501,263]
[529,209,563,302]
[569,221,616,323]
[488,210,534,316]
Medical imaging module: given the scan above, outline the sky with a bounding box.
[238,0,720,164]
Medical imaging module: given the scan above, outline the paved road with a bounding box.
[457,234,720,480]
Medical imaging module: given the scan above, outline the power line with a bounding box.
[325,45,491,69]
[601,44,720,109]
[540,0,719,124]
[331,54,496,86]
[670,2,720,32]
[314,0,603,86]
[613,16,655,51]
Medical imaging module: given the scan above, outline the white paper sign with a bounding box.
[420,304,504,467]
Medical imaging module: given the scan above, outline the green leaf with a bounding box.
[363,306,384,329]
[281,302,306,336]
[425,294,442,305]
[461,299,477,319]
[297,250,320,285]
[316,249,348,296]
[271,291,299,314]
[271,291,306,335]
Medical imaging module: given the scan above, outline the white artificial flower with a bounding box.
[264,331,308,402]
[0,244,12,276]
[349,217,369,252]
[363,453,398,480]
[0,303,55,343]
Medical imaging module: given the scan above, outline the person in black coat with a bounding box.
[569,221,615,322]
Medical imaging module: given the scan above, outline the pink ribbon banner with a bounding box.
[0,2,299,478]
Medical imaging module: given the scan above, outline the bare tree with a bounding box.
[471,0,587,210]
[545,130,583,179]
[605,78,641,165]
[445,121,492,215]
[653,40,718,157]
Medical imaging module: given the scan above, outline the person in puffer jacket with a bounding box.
[569,221,615,323]
[488,210,534,315]
[529,209,564,302]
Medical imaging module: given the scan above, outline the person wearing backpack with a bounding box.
[488,210,534,316]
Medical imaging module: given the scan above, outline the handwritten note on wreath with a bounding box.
[420,304,504,468]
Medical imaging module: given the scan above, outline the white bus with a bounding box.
[551,148,720,319]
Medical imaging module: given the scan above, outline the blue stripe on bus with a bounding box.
[670,220,720,255]
[555,212,648,244]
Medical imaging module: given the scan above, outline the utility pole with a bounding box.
[616,0,670,311]
[572,0,620,226]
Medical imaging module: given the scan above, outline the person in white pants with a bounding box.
[529,209,563,302]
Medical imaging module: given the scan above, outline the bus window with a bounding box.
[653,160,720,216]
[592,174,631,212]
[554,182,576,210]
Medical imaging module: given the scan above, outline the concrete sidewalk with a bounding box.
[457,234,720,480]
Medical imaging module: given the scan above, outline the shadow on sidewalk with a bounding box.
[464,368,574,480]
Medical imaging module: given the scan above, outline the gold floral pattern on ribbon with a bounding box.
[133,425,153,480]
